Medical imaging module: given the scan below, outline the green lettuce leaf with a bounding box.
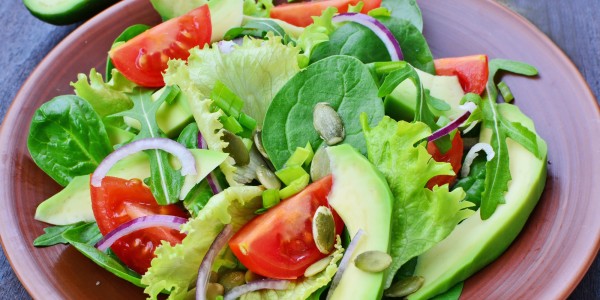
[71,68,135,118]
[141,186,263,300]
[164,34,300,126]
[361,116,473,288]
[243,0,274,18]
[296,7,337,58]
[241,237,344,300]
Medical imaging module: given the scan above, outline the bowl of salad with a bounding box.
[1,0,599,299]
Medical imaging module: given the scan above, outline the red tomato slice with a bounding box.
[435,55,489,95]
[426,133,464,189]
[229,175,344,279]
[109,5,211,87]
[270,0,382,27]
[91,177,189,274]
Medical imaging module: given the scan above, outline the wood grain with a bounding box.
[0,0,598,299]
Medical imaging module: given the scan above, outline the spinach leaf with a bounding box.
[28,95,113,186]
[33,222,86,247]
[310,16,435,74]
[62,222,143,287]
[112,87,184,205]
[105,24,150,81]
[381,0,423,32]
[262,55,384,169]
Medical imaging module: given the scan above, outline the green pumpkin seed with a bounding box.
[384,276,425,298]
[312,206,336,254]
[304,255,334,277]
[244,270,263,283]
[354,250,392,273]
[313,102,345,146]
[310,146,331,182]
[206,283,224,300]
[253,128,269,159]
[256,166,281,190]
[221,130,250,166]
[218,271,246,292]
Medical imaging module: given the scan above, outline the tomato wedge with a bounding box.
[426,133,464,189]
[91,177,188,274]
[270,0,382,27]
[434,55,489,95]
[229,176,344,279]
[109,5,211,87]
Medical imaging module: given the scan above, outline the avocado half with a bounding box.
[408,104,548,299]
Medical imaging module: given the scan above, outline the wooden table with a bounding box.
[0,0,598,299]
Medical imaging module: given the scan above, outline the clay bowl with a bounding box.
[0,0,598,299]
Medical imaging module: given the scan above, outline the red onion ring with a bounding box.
[198,131,208,150]
[95,215,188,251]
[326,229,365,300]
[223,279,290,300]
[332,13,403,61]
[428,102,477,142]
[196,224,234,300]
[461,143,495,177]
[91,138,197,187]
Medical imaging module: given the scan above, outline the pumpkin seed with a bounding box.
[244,270,263,283]
[218,271,246,292]
[304,255,334,277]
[354,250,392,273]
[256,166,281,190]
[384,276,425,298]
[253,128,269,159]
[312,206,336,254]
[206,283,224,300]
[313,102,345,146]
[221,130,250,166]
[310,146,331,182]
[209,271,219,283]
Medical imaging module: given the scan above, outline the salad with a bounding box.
[28,0,548,299]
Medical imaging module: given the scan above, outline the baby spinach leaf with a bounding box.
[62,222,143,286]
[28,95,113,186]
[112,87,184,205]
[310,16,435,74]
[381,0,423,32]
[262,55,384,169]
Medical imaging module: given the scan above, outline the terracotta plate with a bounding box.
[1,0,599,299]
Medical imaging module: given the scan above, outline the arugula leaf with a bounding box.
[224,19,293,45]
[27,95,113,186]
[33,222,86,247]
[262,55,385,169]
[381,0,423,32]
[454,155,487,210]
[112,87,184,205]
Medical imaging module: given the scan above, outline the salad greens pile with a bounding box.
[28,0,547,299]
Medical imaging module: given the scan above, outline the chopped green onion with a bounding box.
[275,165,308,186]
[285,146,313,167]
[262,189,281,209]
[211,81,244,118]
[303,142,314,168]
[254,207,268,215]
[239,113,257,131]
[279,174,310,199]
[219,115,244,134]
[497,81,514,102]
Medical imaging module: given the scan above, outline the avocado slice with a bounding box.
[326,144,393,299]
[34,149,228,226]
[23,0,119,25]
[407,104,548,299]
[385,69,465,121]
[150,0,244,42]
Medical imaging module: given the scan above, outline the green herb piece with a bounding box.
[105,24,150,80]
[33,222,87,247]
[497,81,514,102]
[262,189,281,208]
[381,0,423,32]
[254,207,269,214]
[112,87,184,205]
[279,174,310,199]
[262,55,384,169]
[177,123,199,149]
[454,155,487,210]
[285,146,313,167]
[27,95,113,186]
[238,113,257,131]
[276,165,308,186]
[219,115,244,134]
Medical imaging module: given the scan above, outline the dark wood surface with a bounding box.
[0,0,598,299]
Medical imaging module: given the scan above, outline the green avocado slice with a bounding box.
[407,104,548,299]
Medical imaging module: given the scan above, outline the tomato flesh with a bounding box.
[435,55,489,95]
[229,176,344,279]
[109,5,211,87]
[91,177,188,274]
[426,133,464,189]
[270,0,382,27]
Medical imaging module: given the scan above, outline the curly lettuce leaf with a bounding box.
[141,186,263,300]
[71,68,135,118]
[241,237,344,300]
[243,0,274,18]
[164,34,300,126]
[296,7,337,58]
[361,116,473,288]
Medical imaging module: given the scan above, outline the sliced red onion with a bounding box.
[196,224,234,300]
[206,172,223,195]
[223,279,290,300]
[428,102,478,142]
[461,143,495,177]
[95,215,188,251]
[91,138,196,187]
[218,40,237,54]
[332,13,403,61]
[198,132,208,150]
[326,229,364,300]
